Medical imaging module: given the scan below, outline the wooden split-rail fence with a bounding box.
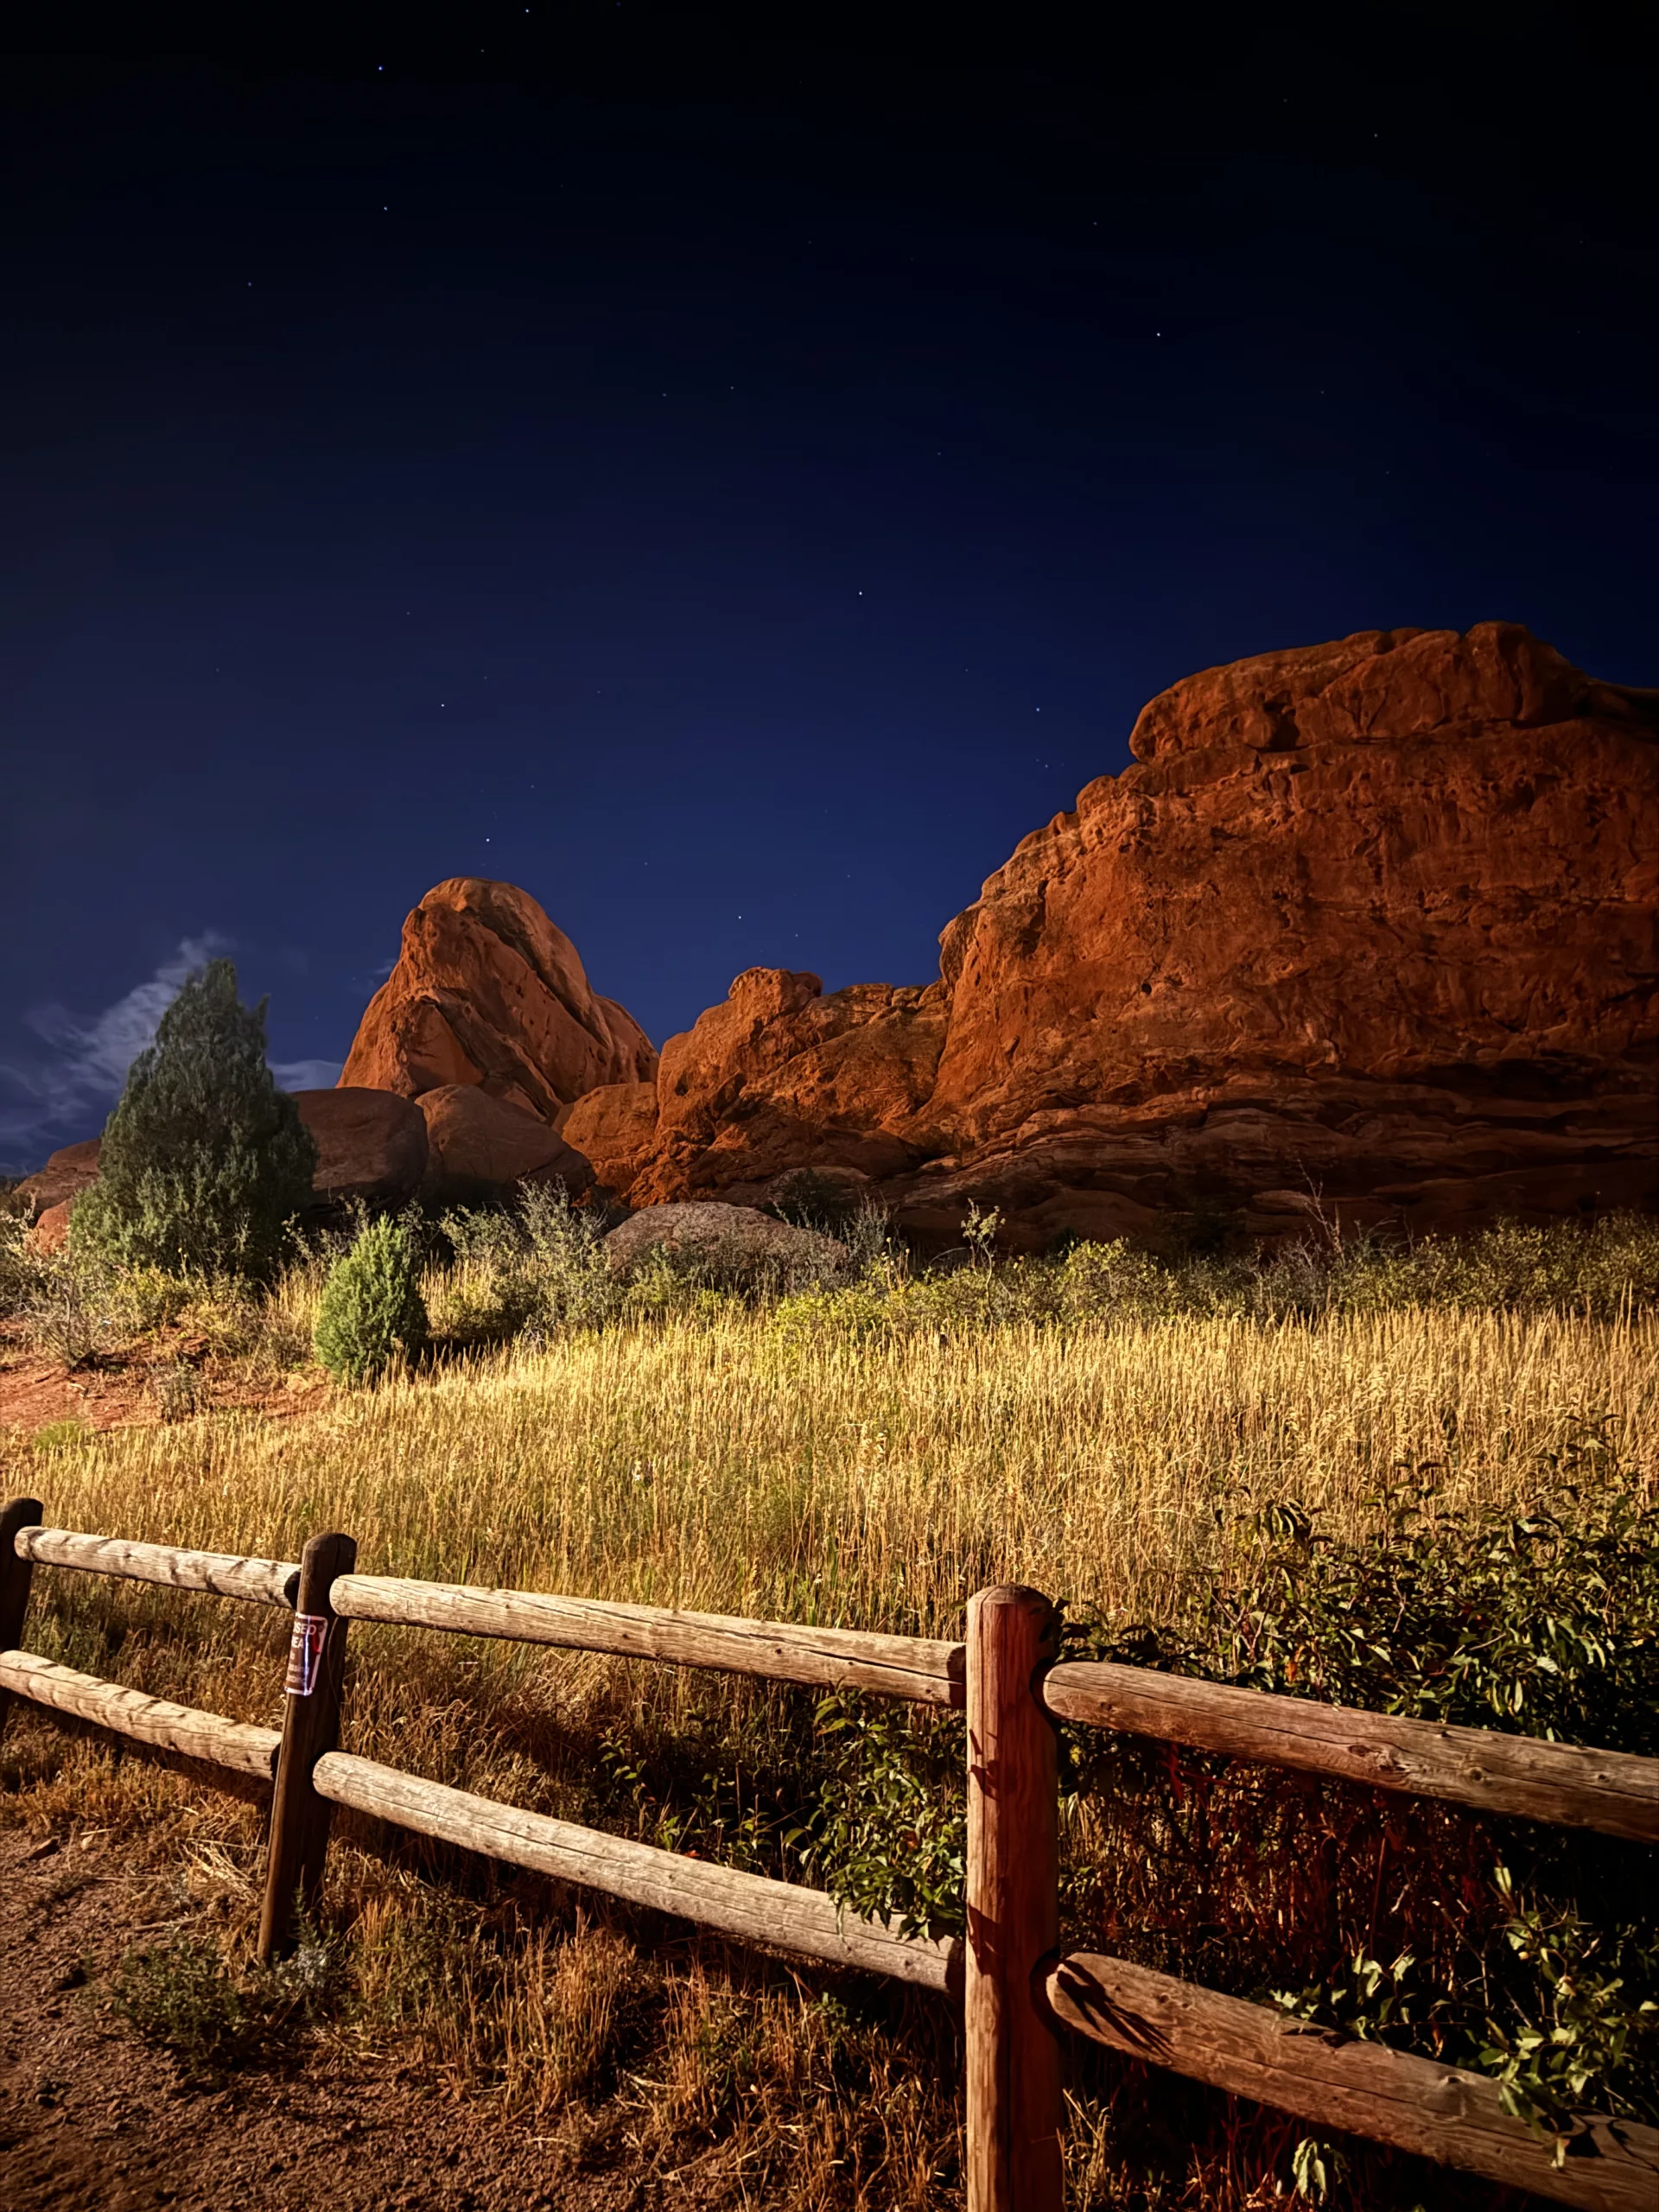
[2,1492,1656,2212]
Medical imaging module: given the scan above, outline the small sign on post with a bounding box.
[284,1613,328,1697]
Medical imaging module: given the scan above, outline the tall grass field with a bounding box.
[3,1217,1656,2209]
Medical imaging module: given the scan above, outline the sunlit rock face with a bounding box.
[340,876,657,1120]
[608,625,1659,1245]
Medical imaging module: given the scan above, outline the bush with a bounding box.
[109,1927,340,2082]
[1061,1440,1659,2152]
[314,1216,428,1383]
[0,1206,43,1319]
[435,1185,620,1345]
[71,959,317,1283]
[16,1243,118,1367]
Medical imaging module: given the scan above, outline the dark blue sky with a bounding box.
[3,11,1655,1172]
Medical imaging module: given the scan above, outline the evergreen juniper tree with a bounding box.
[313,1215,429,1382]
[72,959,318,1281]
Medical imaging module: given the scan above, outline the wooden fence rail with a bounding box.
[15,1525,300,1609]
[0,1649,282,1777]
[3,1498,1656,2212]
[1045,1953,1659,2212]
[330,1571,965,1705]
[312,1751,957,1991]
[1041,1661,1659,1845]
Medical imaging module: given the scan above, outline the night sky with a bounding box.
[3,12,1655,1173]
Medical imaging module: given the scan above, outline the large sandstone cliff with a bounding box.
[571,623,1657,1243]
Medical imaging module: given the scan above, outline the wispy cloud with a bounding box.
[271,1057,344,1093]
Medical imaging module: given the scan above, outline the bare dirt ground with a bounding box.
[0,1831,683,2212]
[0,1322,329,1441]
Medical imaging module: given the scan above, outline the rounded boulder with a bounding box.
[293,1088,429,1211]
[604,1201,847,1284]
[417,1084,594,1207]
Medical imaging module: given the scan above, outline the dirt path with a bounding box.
[0,1832,656,2212]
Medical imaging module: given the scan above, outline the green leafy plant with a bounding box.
[314,1214,428,1383]
[436,1185,623,1345]
[1060,1438,1659,2156]
[798,1693,966,1941]
[71,958,317,1283]
[108,1926,341,2082]
[30,1417,92,1453]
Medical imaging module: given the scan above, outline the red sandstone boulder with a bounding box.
[293,1088,428,1209]
[416,1084,594,1206]
[604,1201,847,1281]
[29,1199,74,1255]
[561,1081,661,1196]
[615,624,1657,1242]
[341,879,656,1120]
[14,1138,103,1224]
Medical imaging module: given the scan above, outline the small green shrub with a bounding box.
[30,1417,92,1453]
[798,1692,966,1942]
[314,1216,428,1383]
[767,1277,894,1350]
[72,959,317,1283]
[149,1360,200,1421]
[103,1264,194,1336]
[108,1927,340,2082]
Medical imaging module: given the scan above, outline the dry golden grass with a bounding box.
[3,1302,1654,2206]
[18,1303,1653,1630]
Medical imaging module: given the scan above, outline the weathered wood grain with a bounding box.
[964,1586,1064,2212]
[1041,1662,1659,1844]
[0,1649,281,1778]
[257,1531,357,1962]
[1046,1950,1659,2212]
[312,1750,958,1991]
[17,1527,300,1610]
[328,1574,963,1705]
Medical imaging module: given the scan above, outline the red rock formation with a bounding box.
[295,1089,428,1209]
[560,1081,660,1197]
[416,1084,593,1206]
[341,879,656,1121]
[607,625,1657,1243]
[14,1138,103,1224]
[624,967,950,1207]
[29,1200,73,1255]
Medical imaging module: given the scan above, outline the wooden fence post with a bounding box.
[965,1584,1065,2212]
[257,1530,355,1962]
[0,1497,45,1745]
